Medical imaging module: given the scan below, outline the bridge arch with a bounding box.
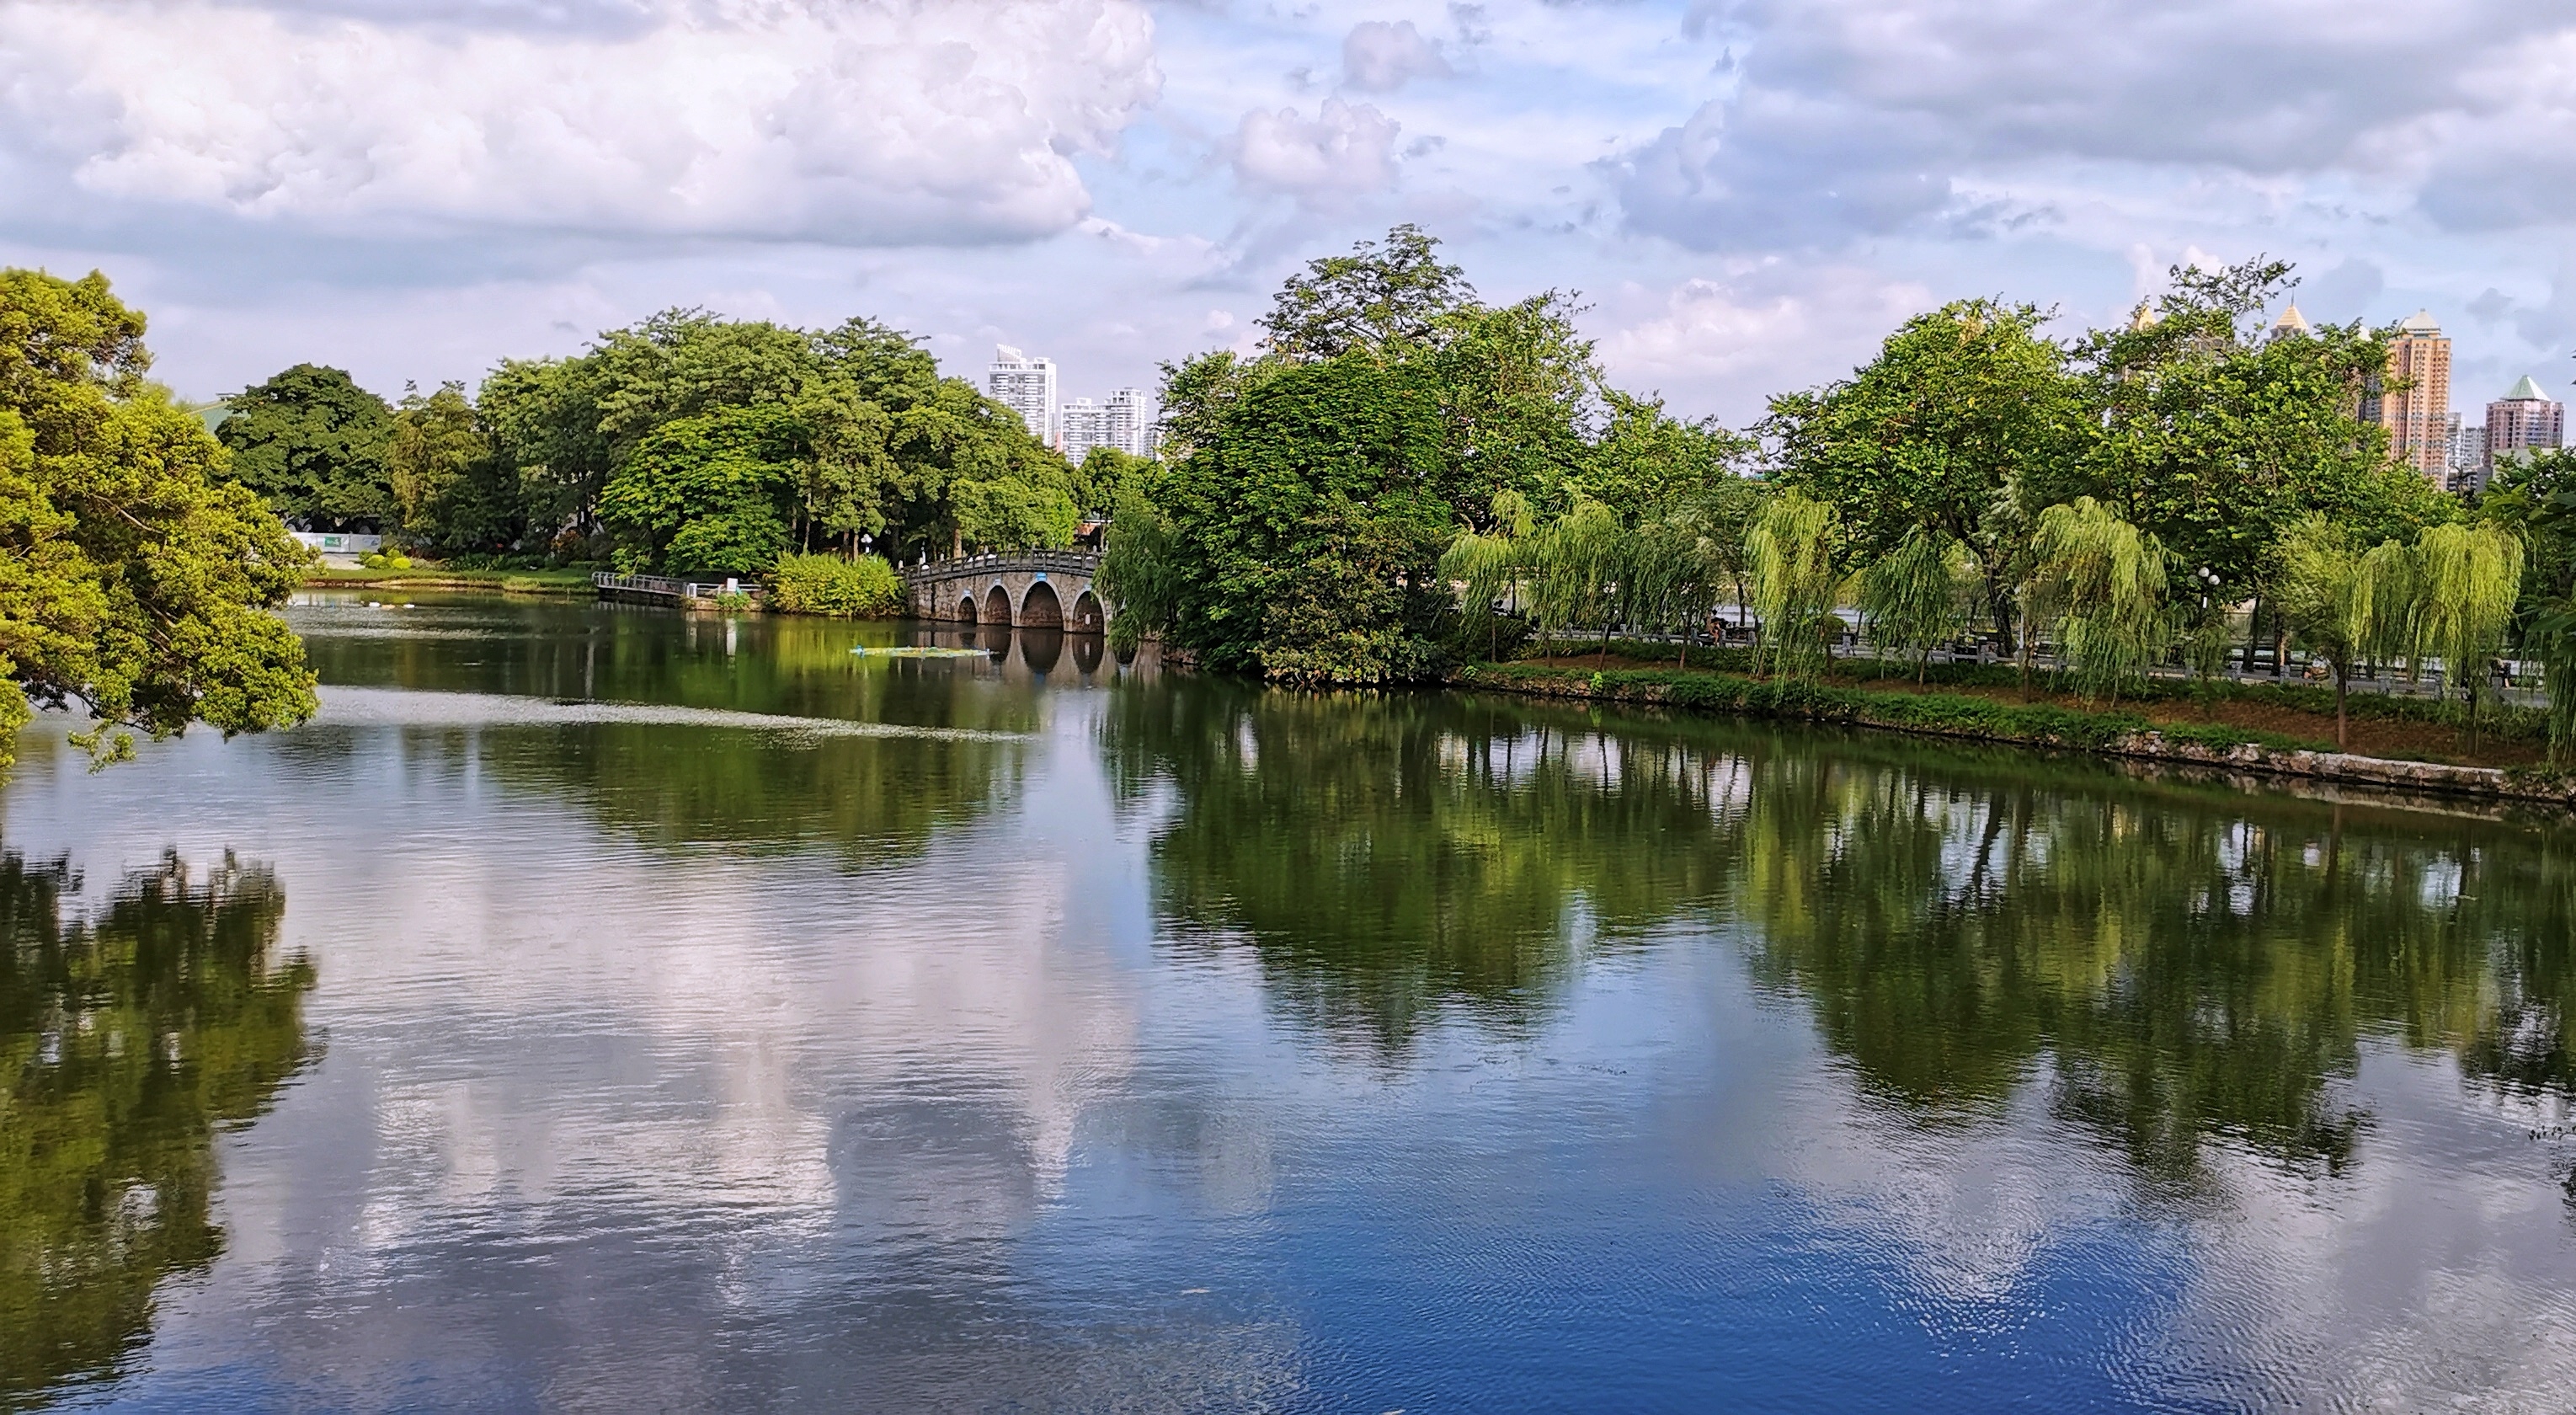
[1071,590,1105,635]
[1020,579,1064,628]
[983,584,1014,626]
[955,594,978,624]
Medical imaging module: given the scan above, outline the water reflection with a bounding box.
[0,851,312,1406]
[1112,685,2576,1190]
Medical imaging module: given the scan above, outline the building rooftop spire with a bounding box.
[2504,374,2552,402]
[2398,309,2441,334]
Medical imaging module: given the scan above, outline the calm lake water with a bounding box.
[8,590,2576,1412]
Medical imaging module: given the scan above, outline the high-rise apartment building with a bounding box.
[988,345,1058,446]
[2360,311,2451,482]
[2447,414,2490,494]
[1059,387,1155,462]
[2485,374,2566,484]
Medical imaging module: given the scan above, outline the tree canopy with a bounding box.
[0,268,317,769]
[213,363,396,530]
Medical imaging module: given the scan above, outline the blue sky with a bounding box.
[3,0,2573,424]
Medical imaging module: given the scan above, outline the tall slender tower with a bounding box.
[2365,311,2451,482]
[986,345,1058,447]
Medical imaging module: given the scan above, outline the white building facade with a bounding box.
[987,345,1058,446]
[1060,387,1155,462]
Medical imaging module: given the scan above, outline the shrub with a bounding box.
[767,553,903,618]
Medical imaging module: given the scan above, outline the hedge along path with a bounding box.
[1453,661,2576,810]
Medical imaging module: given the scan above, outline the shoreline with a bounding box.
[303,571,595,596]
[1453,660,2576,812]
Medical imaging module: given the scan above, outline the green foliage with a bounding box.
[1070,446,1157,520]
[952,473,1079,552]
[212,363,395,528]
[765,553,904,617]
[2407,522,2525,735]
[598,406,797,573]
[1259,222,1474,360]
[2066,259,2451,606]
[388,381,518,553]
[0,850,313,1403]
[1765,299,2081,646]
[2273,515,2403,745]
[2027,497,2168,702]
[1746,491,1846,680]
[1858,527,1977,678]
[477,308,1069,570]
[0,268,319,768]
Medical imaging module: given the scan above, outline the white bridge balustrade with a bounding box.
[901,551,1109,633]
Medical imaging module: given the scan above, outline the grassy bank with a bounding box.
[1457,652,2573,804]
[305,566,597,596]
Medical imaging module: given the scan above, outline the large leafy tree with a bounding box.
[1763,299,2084,650]
[387,382,522,553]
[2063,259,2449,623]
[1112,227,1736,682]
[485,310,1070,564]
[214,363,396,530]
[0,269,317,768]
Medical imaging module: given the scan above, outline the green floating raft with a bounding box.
[851,646,988,659]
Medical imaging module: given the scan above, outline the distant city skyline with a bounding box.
[987,345,1155,460]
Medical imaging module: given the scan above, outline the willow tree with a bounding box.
[2273,515,2408,747]
[2407,522,2525,746]
[1746,491,1846,681]
[1621,514,1723,667]
[1526,499,1624,660]
[2024,497,2168,703]
[1858,527,1977,681]
[1438,489,1536,661]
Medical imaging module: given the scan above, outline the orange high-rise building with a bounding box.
[2362,311,2452,482]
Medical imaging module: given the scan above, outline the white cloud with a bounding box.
[1232,99,1401,206]
[0,0,1161,243]
[1598,268,1933,412]
[1341,19,1448,93]
[1626,0,2573,250]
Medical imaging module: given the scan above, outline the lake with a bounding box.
[6,590,2576,1412]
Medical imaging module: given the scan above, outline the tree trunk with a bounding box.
[2243,594,2264,677]
[2334,664,2349,749]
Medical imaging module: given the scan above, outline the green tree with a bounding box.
[2024,496,2168,702]
[2066,259,2450,638]
[597,406,798,573]
[952,473,1079,552]
[0,269,318,768]
[387,381,525,553]
[213,363,396,529]
[1069,446,1157,521]
[1858,526,1977,680]
[1259,222,1474,360]
[1746,490,1847,681]
[2271,514,2409,746]
[2407,521,2525,745]
[1764,300,2083,649]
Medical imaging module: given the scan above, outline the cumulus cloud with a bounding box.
[1341,19,1448,93]
[0,0,1161,244]
[1597,269,1933,417]
[1624,0,2570,250]
[1233,99,1401,206]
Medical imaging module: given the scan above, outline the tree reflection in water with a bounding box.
[1110,683,2576,1190]
[0,851,313,1406]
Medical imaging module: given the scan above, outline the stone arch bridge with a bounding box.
[902,550,1109,633]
